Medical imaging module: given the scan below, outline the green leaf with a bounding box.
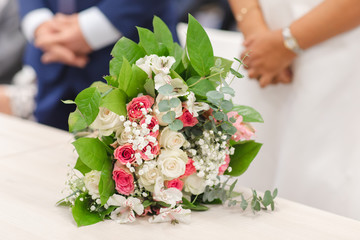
[74,157,92,175]
[169,97,181,108]
[99,206,117,219]
[240,195,248,210]
[213,111,225,121]
[72,138,108,171]
[162,111,176,124]
[232,105,264,123]
[109,57,122,78]
[273,188,278,198]
[186,14,214,76]
[100,88,127,117]
[111,37,146,63]
[68,108,87,133]
[142,200,152,208]
[187,77,216,98]
[221,87,235,96]
[90,81,113,94]
[262,190,273,207]
[206,91,224,100]
[230,68,244,78]
[72,193,103,227]
[170,43,185,72]
[153,16,174,51]
[225,141,262,176]
[103,75,118,88]
[144,78,156,97]
[169,119,183,131]
[62,99,75,104]
[118,57,133,93]
[158,100,171,112]
[229,179,238,195]
[220,100,233,112]
[75,87,101,125]
[137,27,161,55]
[158,84,173,96]
[126,65,148,98]
[99,159,115,205]
[181,197,209,211]
[209,57,233,85]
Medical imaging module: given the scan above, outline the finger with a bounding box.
[259,74,274,88]
[247,68,261,80]
[35,31,68,49]
[41,45,88,68]
[243,37,254,47]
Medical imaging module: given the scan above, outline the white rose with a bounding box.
[116,128,133,145]
[83,170,101,199]
[139,164,161,191]
[184,174,206,195]
[158,149,188,180]
[159,127,185,150]
[90,107,123,136]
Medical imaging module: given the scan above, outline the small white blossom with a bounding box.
[149,206,191,224]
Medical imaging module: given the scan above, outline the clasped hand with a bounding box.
[35,13,92,68]
[242,29,297,88]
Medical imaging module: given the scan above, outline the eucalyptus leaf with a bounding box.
[262,190,273,207]
[206,91,224,100]
[221,87,235,96]
[162,111,176,124]
[220,100,233,112]
[187,77,216,98]
[158,84,173,96]
[169,119,183,131]
[158,100,171,112]
[230,68,244,78]
[213,111,225,121]
[169,97,181,108]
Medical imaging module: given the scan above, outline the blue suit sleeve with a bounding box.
[17,0,49,18]
[96,0,178,41]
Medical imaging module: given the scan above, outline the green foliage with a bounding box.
[169,119,183,131]
[74,87,101,125]
[225,141,262,176]
[72,138,108,171]
[72,193,103,227]
[186,15,214,76]
[187,77,216,98]
[68,108,87,133]
[232,105,264,123]
[153,16,174,51]
[100,88,127,117]
[74,157,92,175]
[182,197,209,211]
[126,65,148,99]
[137,27,165,56]
[158,84,174,96]
[99,159,115,206]
[230,68,244,78]
[111,37,146,63]
[144,78,156,97]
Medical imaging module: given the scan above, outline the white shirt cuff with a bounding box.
[78,7,122,50]
[21,8,54,42]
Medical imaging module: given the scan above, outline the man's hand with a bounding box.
[34,14,91,67]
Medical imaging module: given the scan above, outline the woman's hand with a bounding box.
[242,29,296,87]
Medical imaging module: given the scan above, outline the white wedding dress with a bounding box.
[233,0,360,220]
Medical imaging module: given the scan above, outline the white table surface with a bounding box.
[1,113,360,240]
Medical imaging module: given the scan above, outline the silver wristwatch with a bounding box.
[282,27,302,55]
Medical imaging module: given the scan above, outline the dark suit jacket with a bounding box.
[17,0,178,130]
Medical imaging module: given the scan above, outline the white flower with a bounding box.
[159,127,185,150]
[149,206,191,224]
[184,174,206,195]
[116,128,133,145]
[153,177,182,208]
[154,74,188,96]
[107,194,144,224]
[90,107,123,136]
[158,149,188,180]
[185,92,210,117]
[150,55,176,75]
[139,162,161,191]
[83,170,101,199]
[135,55,153,78]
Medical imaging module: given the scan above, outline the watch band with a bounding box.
[282,27,303,55]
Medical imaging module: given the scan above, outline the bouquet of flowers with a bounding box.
[59,15,277,226]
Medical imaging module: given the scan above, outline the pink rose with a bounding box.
[140,116,159,137]
[180,158,197,178]
[140,141,160,160]
[112,162,135,196]
[165,178,184,191]
[177,108,198,127]
[227,111,255,141]
[218,154,230,175]
[127,95,154,121]
[114,144,136,165]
